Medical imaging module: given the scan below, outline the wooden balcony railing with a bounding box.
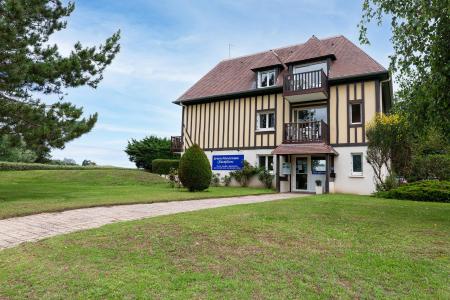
[283,121,329,144]
[170,136,183,153]
[283,70,328,97]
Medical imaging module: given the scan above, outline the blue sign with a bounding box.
[212,155,244,170]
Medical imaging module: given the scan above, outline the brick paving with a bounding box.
[0,193,301,250]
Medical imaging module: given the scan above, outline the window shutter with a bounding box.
[256,113,260,130]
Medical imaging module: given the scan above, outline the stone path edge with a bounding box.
[0,193,303,250]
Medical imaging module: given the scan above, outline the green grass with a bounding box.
[0,194,448,299]
[0,169,272,219]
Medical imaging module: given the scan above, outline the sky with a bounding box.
[50,0,393,167]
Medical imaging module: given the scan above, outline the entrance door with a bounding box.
[295,157,308,190]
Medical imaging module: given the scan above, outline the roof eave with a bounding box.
[174,86,283,105]
[285,53,336,65]
[328,70,389,84]
[174,70,390,105]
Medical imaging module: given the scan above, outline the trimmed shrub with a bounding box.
[178,145,212,191]
[222,175,232,187]
[258,169,274,189]
[0,161,120,171]
[151,159,180,175]
[168,168,181,188]
[376,180,450,203]
[211,173,221,187]
[230,161,260,187]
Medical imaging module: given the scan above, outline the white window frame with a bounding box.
[351,152,363,176]
[258,155,274,173]
[293,61,327,75]
[350,103,362,125]
[256,111,275,131]
[258,69,276,88]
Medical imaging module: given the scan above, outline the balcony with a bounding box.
[283,121,329,144]
[170,136,183,153]
[283,70,328,102]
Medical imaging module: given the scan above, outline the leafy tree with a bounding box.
[366,114,412,191]
[82,159,96,166]
[178,144,212,191]
[125,136,179,170]
[0,0,121,160]
[49,158,77,165]
[0,135,37,162]
[359,0,450,141]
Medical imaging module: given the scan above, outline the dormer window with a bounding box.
[258,69,276,88]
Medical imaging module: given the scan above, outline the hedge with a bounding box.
[376,180,450,203]
[151,159,180,175]
[0,161,121,171]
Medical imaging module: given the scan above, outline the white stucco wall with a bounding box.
[332,146,376,195]
[189,146,380,195]
[204,148,275,188]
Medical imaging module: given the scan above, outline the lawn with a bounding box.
[0,195,448,299]
[0,169,272,219]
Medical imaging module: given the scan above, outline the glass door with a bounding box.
[293,107,328,124]
[295,157,308,190]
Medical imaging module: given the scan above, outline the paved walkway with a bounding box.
[0,193,301,250]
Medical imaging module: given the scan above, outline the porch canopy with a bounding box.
[271,143,338,155]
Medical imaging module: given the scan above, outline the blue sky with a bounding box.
[50,0,392,167]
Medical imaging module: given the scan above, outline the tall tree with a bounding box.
[125,136,179,170]
[0,0,120,160]
[359,0,450,141]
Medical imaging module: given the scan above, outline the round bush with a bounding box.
[178,145,212,191]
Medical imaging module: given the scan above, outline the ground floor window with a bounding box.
[311,156,326,174]
[351,153,363,176]
[258,155,274,172]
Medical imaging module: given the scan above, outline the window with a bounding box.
[351,153,363,176]
[256,111,275,131]
[293,61,327,75]
[311,156,326,174]
[258,155,274,172]
[258,69,276,88]
[350,103,362,124]
[294,107,327,123]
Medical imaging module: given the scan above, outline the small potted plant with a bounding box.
[315,179,323,194]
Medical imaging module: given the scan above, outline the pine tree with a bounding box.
[0,0,121,160]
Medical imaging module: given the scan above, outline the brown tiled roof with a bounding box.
[271,143,338,155]
[177,35,386,103]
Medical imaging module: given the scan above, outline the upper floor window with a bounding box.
[294,106,327,124]
[258,69,276,88]
[256,111,275,131]
[350,103,362,124]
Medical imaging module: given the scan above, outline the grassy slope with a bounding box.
[0,169,272,219]
[0,194,448,299]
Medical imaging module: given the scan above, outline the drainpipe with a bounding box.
[379,76,392,113]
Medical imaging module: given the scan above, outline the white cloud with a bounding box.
[95,123,176,137]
